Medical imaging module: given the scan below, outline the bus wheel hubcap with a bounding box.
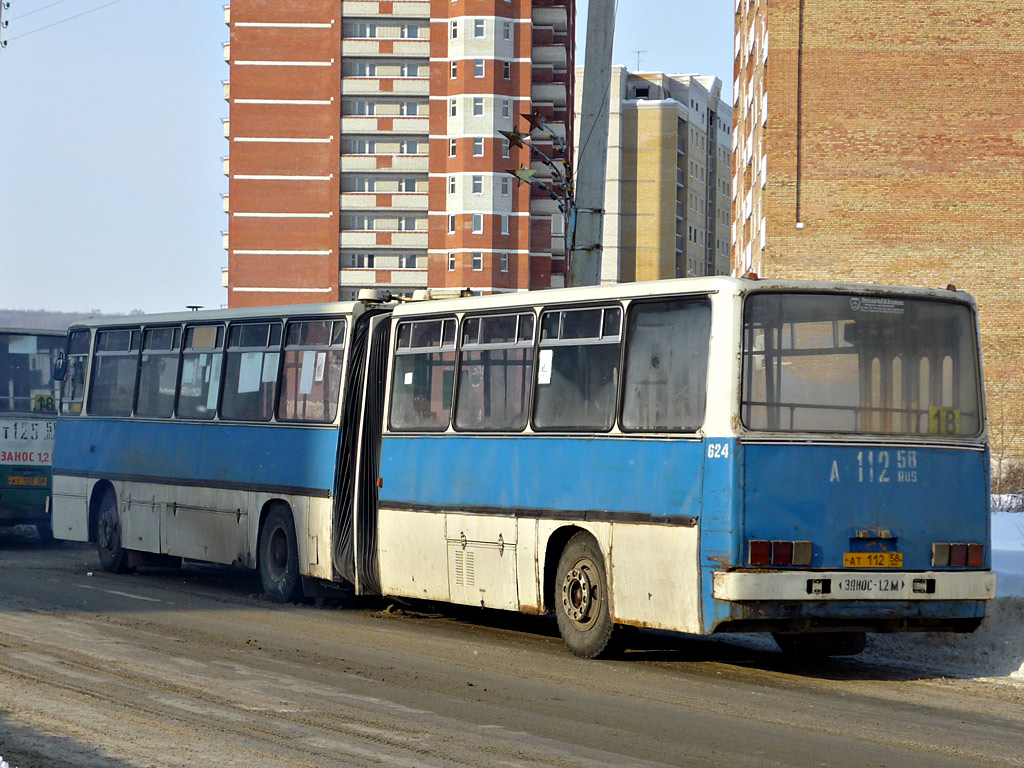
[98,512,117,550]
[562,563,598,628]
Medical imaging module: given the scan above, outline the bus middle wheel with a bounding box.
[96,489,130,574]
[259,506,302,603]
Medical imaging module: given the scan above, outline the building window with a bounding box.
[399,140,419,154]
[400,101,419,116]
[355,62,376,77]
[473,138,484,156]
[352,216,375,231]
[472,252,483,270]
[448,252,456,271]
[449,99,457,117]
[472,175,483,194]
[448,215,456,233]
[503,61,511,80]
[398,254,418,268]
[501,252,509,272]
[400,178,417,192]
[472,97,484,116]
[472,213,483,233]
[474,59,485,78]
[501,177,510,196]
[449,139,457,157]
[450,61,457,78]
[501,214,510,235]
[502,20,511,40]
[401,23,420,39]
[351,100,374,116]
[401,62,420,77]
[501,99,510,119]
[448,176,456,194]
[354,23,376,38]
[450,20,458,38]
[473,19,485,38]
[350,139,376,154]
[352,253,375,268]
[353,177,375,192]
[399,216,418,231]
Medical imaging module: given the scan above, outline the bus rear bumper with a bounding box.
[713,570,996,602]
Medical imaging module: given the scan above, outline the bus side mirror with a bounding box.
[53,353,67,382]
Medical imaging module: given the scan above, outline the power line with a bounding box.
[11,0,81,21]
[8,0,128,41]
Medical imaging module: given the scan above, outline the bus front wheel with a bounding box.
[96,490,130,574]
[258,507,302,603]
[554,532,618,659]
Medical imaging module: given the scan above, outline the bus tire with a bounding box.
[554,532,618,659]
[35,523,55,545]
[96,489,130,574]
[772,631,867,657]
[259,507,302,603]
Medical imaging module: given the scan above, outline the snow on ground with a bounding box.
[861,501,1024,685]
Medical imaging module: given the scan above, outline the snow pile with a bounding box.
[863,596,1024,683]
[861,506,1024,684]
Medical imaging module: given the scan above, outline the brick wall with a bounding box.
[740,0,1024,451]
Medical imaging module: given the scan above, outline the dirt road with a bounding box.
[1,529,1022,768]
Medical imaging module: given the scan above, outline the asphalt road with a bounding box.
[1,528,1022,768]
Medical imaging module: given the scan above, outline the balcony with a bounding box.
[533,6,568,31]
[223,42,230,62]
[222,80,230,100]
[223,4,230,25]
[222,156,230,175]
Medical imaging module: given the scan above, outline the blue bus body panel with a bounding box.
[741,444,990,570]
[380,435,705,519]
[54,418,340,494]
[700,442,990,632]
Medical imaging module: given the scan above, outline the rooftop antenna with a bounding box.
[633,49,646,71]
[186,305,203,312]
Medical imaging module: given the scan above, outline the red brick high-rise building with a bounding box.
[733,0,1024,458]
[223,0,574,307]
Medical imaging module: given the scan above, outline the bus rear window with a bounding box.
[390,318,456,431]
[0,332,63,415]
[741,293,981,436]
[277,319,347,423]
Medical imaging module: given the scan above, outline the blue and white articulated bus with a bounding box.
[51,277,994,657]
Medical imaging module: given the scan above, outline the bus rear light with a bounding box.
[748,540,813,567]
[771,540,793,565]
[967,543,984,567]
[931,542,950,567]
[749,540,771,565]
[949,543,968,567]
[933,542,983,567]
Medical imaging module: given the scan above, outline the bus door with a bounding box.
[333,310,392,595]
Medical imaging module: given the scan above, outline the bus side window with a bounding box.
[221,322,282,423]
[177,325,225,420]
[454,312,534,432]
[136,327,181,419]
[389,317,456,432]
[621,298,712,432]
[533,306,621,432]
[278,319,347,423]
[60,330,91,415]
[88,328,141,417]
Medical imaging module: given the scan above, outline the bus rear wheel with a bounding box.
[96,489,130,574]
[554,532,618,659]
[259,507,302,603]
[772,631,866,657]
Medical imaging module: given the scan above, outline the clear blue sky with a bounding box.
[0,0,732,314]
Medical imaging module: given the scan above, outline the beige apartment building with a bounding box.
[574,66,732,285]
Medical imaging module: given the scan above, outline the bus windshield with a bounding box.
[741,292,981,437]
[0,332,63,415]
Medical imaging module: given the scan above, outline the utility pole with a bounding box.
[568,0,615,287]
